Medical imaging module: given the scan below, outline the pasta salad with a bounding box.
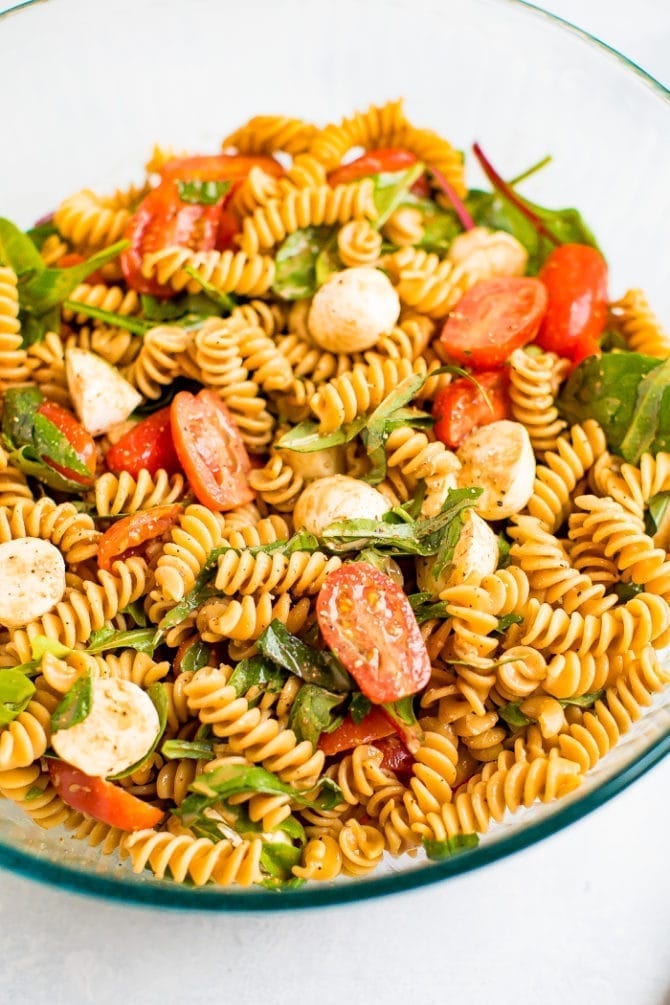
[0,99,668,890]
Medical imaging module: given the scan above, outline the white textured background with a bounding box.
[0,2,668,1004]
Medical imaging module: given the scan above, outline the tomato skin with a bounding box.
[160,154,283,182]
[97,504,182,571]
[536,244,608,364]
[318,707,394,756]
[328,147,429,195]
[36,400,97,485]
[433,369,510,449]
[440,277,548,369]
[373,735,414,779]
[170,389,253,511]
[120,180,223,297]
[316,563,431,704]
[48,762,164,831]
[105,407,181,478]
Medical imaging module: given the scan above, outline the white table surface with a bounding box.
[1,2,669,1004]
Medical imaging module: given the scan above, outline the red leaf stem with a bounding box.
[472,142,561,246]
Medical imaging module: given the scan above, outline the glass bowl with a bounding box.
[0,0,668,910]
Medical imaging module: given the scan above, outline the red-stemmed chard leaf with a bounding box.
[472,143,561,246]
[429,167,475,231]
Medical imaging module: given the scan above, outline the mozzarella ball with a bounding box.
[447,227,528,278]
[456,420,536,520]
[0,538,66,627]
[293,475,391,537]
[307,266,400,353]
[277,445,346,482]
[416,511,499,596]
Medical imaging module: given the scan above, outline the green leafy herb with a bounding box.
[494,613,524,634]
[500,691,604,731]
[0,217,46,279]
[614,582,645,603]
[272,226,335,300]
[356,548,404,584]
[182,264,236,312]
[158,561,220,632]
[109,683,168,779]
[30,636,71,660]
[50,671,93,732]
[141,291,225,323]
[423,834,479,861]
[497,532,512,569]
[24,785,46,801]
[86,626,158,655]
[161,738,215,761]
[363,372,431,482]
[371,164,425,227]
[348,692,372,724]
[121,600,148,628]
[558,352,668,461]
[26,220,59,250]
[0,669,36,726]
[179,639,212,673]
[646,492,670,536]
[288,684,344,747]
[256,621,353,693]
[31,411,93,480]
[62,299,150,336]
[176,179,231,205]
[314,232,342,287]
[276,415,367,453]
[408,593,450,624]
[227,655,288,698]
[260,840,303,880]
[381,696,423,753]
[21,240,128,316]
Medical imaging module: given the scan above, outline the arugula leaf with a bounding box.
[613,582,645,603]
[2,386,43,450]
[276,415,367,453]
[21,240,128,315]
[63,299,150,336]
[415,200,463,253]
[646,492,670,536]
[500,691,604,731]
[494,613,524,634]
[497,532,512,569]
[158,563,220,632]
[109,683,168,779]
[260,840,303,880]
[619,358,670,463]
[288,684,344,747]
[314,232,342,287]
[371,164,425,227]
[408,593,450,624]
[176,179,231,205]
[356,548,404,584]
[24,785,47,801]
[8,444,88,493]
[272,226,335,300]
[363,372,430,482]
[0,217,45,279]
[30,636,71,660]
[0,669,36,726]
[32,411,94,480]
[161,738,215,761]
[348,692,372,724]
[121,600,148,628]
[50,671,93,732]
[257,621,353,693]
[182,264,236,312]
[227,655,288,698]
[86,627,158,655]
[423,834,479,861]
[179,639,212,673]
[558,352,666,460]
[140,291,224,323]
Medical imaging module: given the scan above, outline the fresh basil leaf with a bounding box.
[619,358,670,464]
[276,416,367,453]
[260,840,303,880]
[646,492,670,535]
[86,627,158,655]
[161,738,215,761]
[0,217,45,279]
[494,613,524,634]
[30,636,71,660]
[227,655,288,698]
[176,179,231,206]
[32,411,93,480]
[179,640,212,673]
[0,669,36,726]
[257,621,353,694]
[371,164,424,227]
[242,530,320,558]
[21,240,128,315]
[348,692,372,724]
[614,582,645,603]
[272,226,335,300]
[109,683,168,779]
[2,386,43,450]
[288,684,344,747]
[63,299,150,336]
[423,834,479,861]
[50,671,93,732]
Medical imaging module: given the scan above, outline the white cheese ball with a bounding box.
[0,538,67,627]
[456,420,536,520]
[293,475,391,537]
[277,445,346,482]
[416,511,499,596]
[447,226,528,278]
[307,266,400,353]
[51,678,160,778]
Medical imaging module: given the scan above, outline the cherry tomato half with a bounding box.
[433,369,510,449]
[316,563,431,704]
[536,243,608,364]
[105,407,181,478]
[120,179,223,297]
[36,399,97,485]
[160,153,284,183]
[318,707,395,756]
[170,389,253,511]
[373,734,414,780]
[440,277,548,369]
[48,762,164,831]
[328,147,430,197]
[97,504,182,572]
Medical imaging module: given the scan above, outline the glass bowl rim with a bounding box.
[0,0,668,911]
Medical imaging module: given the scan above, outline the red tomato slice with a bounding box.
[318,707,395,756]
[160,153,283,182]
[328,147,429,196]
[433,369,510,449]
[440,277,548,369]
[48,761,164,831]
[373,734,414,779]
[98,504,182,571]
[120,179,223,297]
[36,399,97,485]
[316,563,431,704]
[105,407,181,478]
[170,389,253,511]
[536,244,608,364]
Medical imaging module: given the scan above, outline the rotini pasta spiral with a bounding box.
[384,246,480,318]
[508,347,569,455]
[141,247,276,298]
[93,468,185,516]
[610,289,670,358]
[222,115,317,156]
[53,189,132,252]
[0,497,101,565]
[123,828,263,886]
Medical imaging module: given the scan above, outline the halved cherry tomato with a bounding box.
[318,707,395,756]
[536,244,608,364]
[97,504,182,571]
[440,277,548,369]
[373,734,414,779]
[120,179,224,297]
[48,762,164,830]
[105,407,181,478]
[433,369,510,449]
[160,153,283,183]
[328,147,430,196]
[316,563,431,704]
[36,399,97,485]
[170,389,253,511]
